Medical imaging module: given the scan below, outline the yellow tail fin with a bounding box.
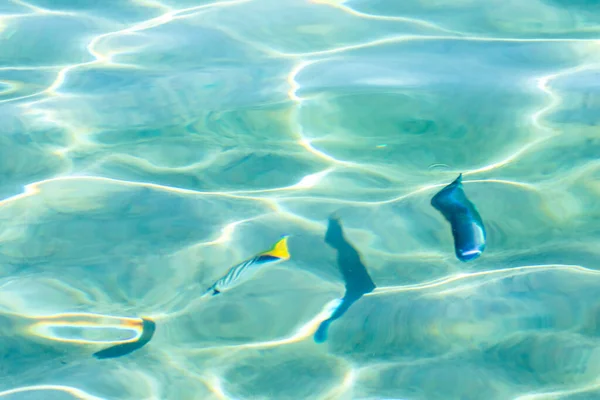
[261,236,290,260]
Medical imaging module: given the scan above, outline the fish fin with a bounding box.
[201,287,214,298]
[452,173,463,185]
[260,236,290,260]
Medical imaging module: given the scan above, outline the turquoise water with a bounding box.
[2,0,600,399]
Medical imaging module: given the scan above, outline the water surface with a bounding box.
[1,0,600,399]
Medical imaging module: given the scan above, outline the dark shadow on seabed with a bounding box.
[93,318,156,359]
[314,214,376,343]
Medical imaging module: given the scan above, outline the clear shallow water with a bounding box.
[1,0,600,399]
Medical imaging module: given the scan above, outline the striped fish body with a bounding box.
[202,236,290,297]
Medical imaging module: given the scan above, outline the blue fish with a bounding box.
[314,214,376,343]
[93,318,156,360]
[431,173,486,262]
[202,236,290,297]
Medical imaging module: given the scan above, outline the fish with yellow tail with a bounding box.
[202,236,291,297]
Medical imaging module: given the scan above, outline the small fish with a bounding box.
[202,236,290,297]
[93,318,156,360]
[431,173,486,262]
[315,214,376,343]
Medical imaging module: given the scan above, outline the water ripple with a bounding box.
[1,0,599,398]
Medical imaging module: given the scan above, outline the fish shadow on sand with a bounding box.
[93,318,156,359]
[314,213,376,343]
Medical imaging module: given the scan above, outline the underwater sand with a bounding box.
[1,0,600,399]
